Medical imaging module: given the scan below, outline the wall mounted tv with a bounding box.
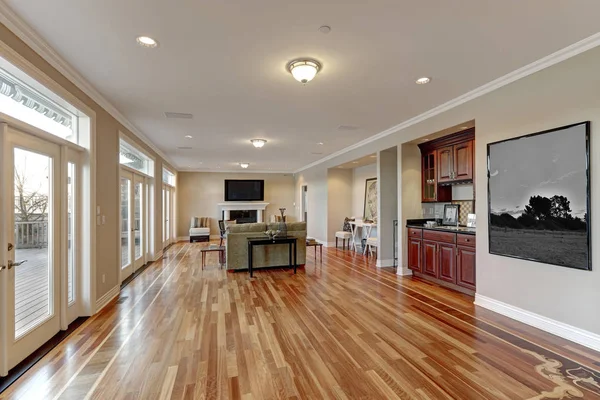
[224,180,265,201]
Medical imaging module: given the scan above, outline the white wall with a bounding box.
[352,163,377,218]
[327,168,353,244]
[295,45,600,340]
[295,168,328,242]
[177,172,295,238]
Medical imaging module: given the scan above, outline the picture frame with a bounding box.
[487,121,591,271]
[442,204,459,226]
[363,178,377,221]
[467,213,477,228]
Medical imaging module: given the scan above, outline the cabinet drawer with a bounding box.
[423,230,456,244]
[457,234,475,247]
[408,228,423,238]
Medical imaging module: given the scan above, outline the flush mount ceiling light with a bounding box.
[239,162,249,169]
[250,139,267,148]
[136,36,158,48]
[185,135,193,139]
[287,59,321,84]
[416,77,431,85]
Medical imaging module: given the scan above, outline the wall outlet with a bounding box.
[102,274,105,283]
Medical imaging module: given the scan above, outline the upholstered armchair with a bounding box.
[189,217,210,242]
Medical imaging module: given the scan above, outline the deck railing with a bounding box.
[15,221,48,249]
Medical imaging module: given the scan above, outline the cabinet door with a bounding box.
[422,240,437,277]
[408,238,422,272]
[437,146,454,183]
[457,245,476,290]
[438,243,456,283]
[422,152,436,202]
[453,141,473,181]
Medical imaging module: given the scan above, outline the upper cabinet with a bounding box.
[422,151,451,202]
[418,128,474,202]
[437,141,473,183]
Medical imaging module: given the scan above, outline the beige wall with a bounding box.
[294,168,328,242]
[326,169,353,244]
[177,172,296,238]
[0,23,174,301]
[296,45,600,336]
[352,164,377,218]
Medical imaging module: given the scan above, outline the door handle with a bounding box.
[7,260,27,269]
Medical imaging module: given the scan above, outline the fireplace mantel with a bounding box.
[218,202,270,223]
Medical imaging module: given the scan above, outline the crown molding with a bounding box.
[296,32,600,173]
[181,169,293,174]
[0,1,175,168]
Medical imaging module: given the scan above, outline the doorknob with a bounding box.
[7,260,27,269]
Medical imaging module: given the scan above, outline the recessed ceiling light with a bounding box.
[352,161,359,164]
[136,36,158,48]
[287,59,321,84]
[319,25,331,34]
[185,135,193,139]
[239,162,249,169]
[416,77,431,85]
[317,142,324,145]
[250,139,267,148]
[370,155,377,158]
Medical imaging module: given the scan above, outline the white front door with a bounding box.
[1,127,61,372]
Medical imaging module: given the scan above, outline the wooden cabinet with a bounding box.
[438,243,456,283]
[437,146,454,184]
[408,238,422,272]
[457,246,476,290]
[437,140,473,183]
[453,141,473,181]
[422,151,451,202]
[419,129,474,200]
[422,240,438,277]
[407,227,476,293]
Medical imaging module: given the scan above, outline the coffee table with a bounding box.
[200,245,225,269]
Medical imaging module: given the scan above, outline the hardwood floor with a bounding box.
[2,242,600,399]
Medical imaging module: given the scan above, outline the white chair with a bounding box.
[189,216,210,242]
[335,231,352,249]
[335,217,354,250]
[365,236,378,257]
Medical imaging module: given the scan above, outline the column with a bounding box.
[377,147,398,267]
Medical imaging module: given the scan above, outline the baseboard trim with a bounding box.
[95,285,120,314]
[396,266,413,276]
[153,250,163,261]
[177,236,189,242]
[376,259,396,268]
[475,294,600,352]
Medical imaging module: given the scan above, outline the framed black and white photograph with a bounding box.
[442,204,459,226]
[487,121,591,270]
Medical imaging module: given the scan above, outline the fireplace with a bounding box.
[228,210,258,224]
[218,201,269,223]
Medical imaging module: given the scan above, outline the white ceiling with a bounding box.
[5,0,600,172]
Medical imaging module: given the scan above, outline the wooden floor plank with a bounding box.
[2,242,600,399]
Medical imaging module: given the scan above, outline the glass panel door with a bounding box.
[133,175,145,271]
[2,128,61,371]
[120,174,132,280]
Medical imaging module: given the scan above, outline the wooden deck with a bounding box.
[14,248,50,338]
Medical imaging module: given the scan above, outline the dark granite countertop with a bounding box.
[406,224,476,235]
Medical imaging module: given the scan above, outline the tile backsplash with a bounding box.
[422,200,474,226]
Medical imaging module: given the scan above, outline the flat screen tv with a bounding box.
[224,180,264,201]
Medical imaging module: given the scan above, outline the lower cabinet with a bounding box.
[406,228,476,293]
[457,245,476,290]
[408,238,422,272]
[422,240,438,277]
[438,243,456,284]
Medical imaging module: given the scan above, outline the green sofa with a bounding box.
[226,222,307,270]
